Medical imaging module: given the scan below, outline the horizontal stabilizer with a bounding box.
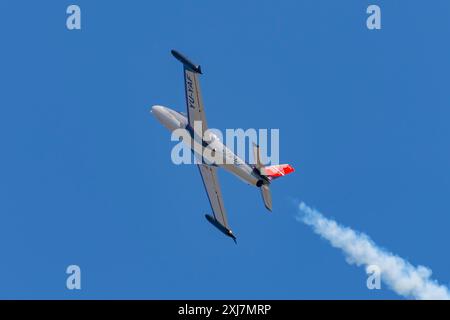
[260,184,272,211]
[252,143,264,170]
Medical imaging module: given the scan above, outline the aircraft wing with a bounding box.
[172,50,236,242]
[171,50,208,133]
[184,68,207,132]
[198,164,236,242]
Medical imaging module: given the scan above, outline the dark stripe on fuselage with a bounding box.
[185,124,209,149]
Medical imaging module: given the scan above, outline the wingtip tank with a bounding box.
[205,214,237,243]
[171,50,202,74]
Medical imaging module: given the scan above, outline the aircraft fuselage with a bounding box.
[151,105,268,187]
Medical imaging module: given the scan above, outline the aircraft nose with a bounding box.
[151,105,164,115]
[151,105,167,123]
[151,105,181,131]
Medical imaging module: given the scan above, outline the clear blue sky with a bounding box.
[0,1,449,299]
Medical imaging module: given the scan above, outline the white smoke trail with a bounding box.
[297,202,450,300]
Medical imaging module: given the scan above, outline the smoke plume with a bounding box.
[297,202,450,300]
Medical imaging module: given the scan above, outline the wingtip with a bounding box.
[205,214,237,243]
[228,230,237,243]
[170,49,202,74]
[229,232,237,244]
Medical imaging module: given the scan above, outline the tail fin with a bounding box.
[252,143,293,211]
[262,164,295,180]
[252,143,295,179]
[260,184,272,211]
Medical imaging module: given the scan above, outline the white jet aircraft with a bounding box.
[151,50,294,242]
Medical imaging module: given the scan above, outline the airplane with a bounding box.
[151,50,294,243]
